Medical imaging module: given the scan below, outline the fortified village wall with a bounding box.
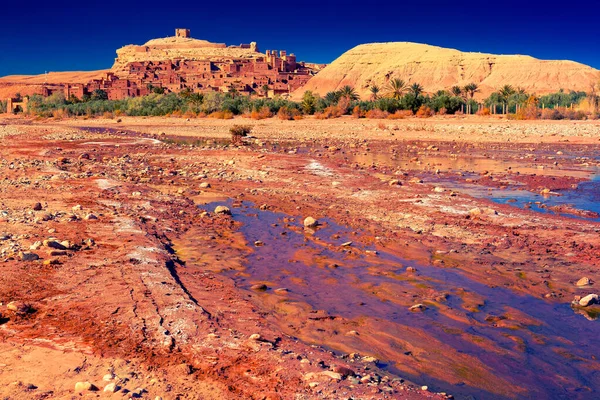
[41,29,322,102]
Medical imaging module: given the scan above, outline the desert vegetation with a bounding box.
[19,79,600,121]
[229,124,252,144]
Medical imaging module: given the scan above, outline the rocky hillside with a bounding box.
[112,36,263,71]
[294,42,600,99]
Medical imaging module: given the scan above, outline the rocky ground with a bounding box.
[0,115,599,399]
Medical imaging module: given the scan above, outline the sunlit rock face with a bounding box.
[294,41,600,99]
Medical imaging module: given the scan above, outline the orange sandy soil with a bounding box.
[0,114,599,399]
[0,71,108,99]
[50,114,600,144]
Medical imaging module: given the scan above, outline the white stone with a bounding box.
[303,217,318,228]
[579,294,598,307]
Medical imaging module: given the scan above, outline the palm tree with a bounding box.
[370,85,381,101]
[187,92,204,108]
[228,84,238,98]
[499,84,516,114]
[450,86,465,112]
[451,86,462,97]
[325,91,341,105]
[386,78,407,100]
[339,85,359,101]
[409,83,424,97]
[463,83,479,114]
[514,87,528,112]
[262,84,270,97]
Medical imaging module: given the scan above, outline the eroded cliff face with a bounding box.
[112,36,263,71]
[294,42,600,98]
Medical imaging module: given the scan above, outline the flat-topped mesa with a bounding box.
[294,41,600,99]
[112,29,262,72]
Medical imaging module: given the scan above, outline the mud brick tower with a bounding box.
[175,29,190,38]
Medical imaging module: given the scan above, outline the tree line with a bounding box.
[16,78,600,120]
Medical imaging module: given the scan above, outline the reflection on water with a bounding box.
[345,150,600,179]
[440,174,600,221]
[342,145,600,221]
[208,201,600,399]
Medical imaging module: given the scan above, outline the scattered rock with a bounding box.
[249,333,262,341]
[576,277,593,287]
[469,207,497,217]
[320,371,342,381]
[19,252,39,261]
[214,206,231,215]
[303,217,319,228]
[43,240,66,250]
[362,356,378,363]
[84,213,98,220]
[7,301,31,314]
[199,182,211,188]
[177,363,193,375]
[32,203,42,211]
[409,304,427,312]
[469,207,482,217]
[389,179,401,186]
[251,284,268,291]
[579,294,598,307]
[103,382,118,393]
[332,365,355,377]
[74,382,96,392]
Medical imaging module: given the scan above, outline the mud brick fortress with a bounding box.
[49,29,322,101]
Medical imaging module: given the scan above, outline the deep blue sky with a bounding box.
[1,0,599,77]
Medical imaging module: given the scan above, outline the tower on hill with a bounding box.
[175,29,190,38]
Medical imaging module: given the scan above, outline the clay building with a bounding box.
[40,29,323,101]
[175,29,190,38]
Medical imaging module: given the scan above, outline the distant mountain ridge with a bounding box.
[293,42,600,99]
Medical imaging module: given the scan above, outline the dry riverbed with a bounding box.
[0,115,599,399]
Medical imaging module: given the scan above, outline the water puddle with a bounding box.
[440,174,600,221]
[324,145,600,221]
[79,137,161,146]
[208,201,600,399]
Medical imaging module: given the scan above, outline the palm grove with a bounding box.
[9,77,599,120]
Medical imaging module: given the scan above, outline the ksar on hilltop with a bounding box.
[48,29,324,101]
